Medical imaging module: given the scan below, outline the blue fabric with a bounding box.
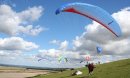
[56,2,122,37]
[96,46,102,54]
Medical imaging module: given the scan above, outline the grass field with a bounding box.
[31,59,130,78]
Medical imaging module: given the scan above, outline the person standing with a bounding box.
[85,63,95,75]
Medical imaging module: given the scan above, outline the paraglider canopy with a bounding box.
[56,2,122,37]
[58,56,68,62]
[37,55,52,62]
[86,55,91,61]
[96,46,102,54]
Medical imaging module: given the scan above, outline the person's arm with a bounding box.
[94,65,96,68]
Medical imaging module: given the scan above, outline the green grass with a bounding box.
[31,59,130,78]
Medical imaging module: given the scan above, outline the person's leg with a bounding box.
[90,71,93,75]
[88,70,91,75]
[89,70,94,75]
[91,69,94,74]
[90,70,94,75]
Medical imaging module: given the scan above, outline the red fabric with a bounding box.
[63,7,118,37]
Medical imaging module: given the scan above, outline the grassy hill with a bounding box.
[30,59,130,78]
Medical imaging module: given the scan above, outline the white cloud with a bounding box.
[19,6,43,22]
[49,40,69,50]
[0,37,39,51]
[72,7,130,56]
[37,48,90,62]
[49,40,60,45]
[103,39,130,55]
[0,50,22,60]
[0,51,9,56]
[59,40,69,50]
[112,7,130,38]
[18,25,43,36]
[38,49,59,58]
[73,36,82,48]
[0,4,44,36]
[0,36,39,61]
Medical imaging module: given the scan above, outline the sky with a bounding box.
[0,0,130,68]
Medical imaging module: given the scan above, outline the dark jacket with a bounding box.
[87,63,95,73]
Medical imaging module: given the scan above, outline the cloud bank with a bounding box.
[0,4,44,36]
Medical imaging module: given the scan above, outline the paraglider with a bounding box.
[95,46,103,60]
[65,57,68,62]
[58,56,68,63]
[56,2,122,37]
[86,55,91,61]
[80,52,91,63]
[37,57,52,62]
[58,56,62,62]
[37,55,52,62]
[96,46,102,54]
[80,60,84,63]
[38,58,43,61]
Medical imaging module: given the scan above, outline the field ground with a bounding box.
[31,59,130,78]
[0,66,50,78]
[0,59,130,78]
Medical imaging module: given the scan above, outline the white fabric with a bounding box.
[76,70,82,75]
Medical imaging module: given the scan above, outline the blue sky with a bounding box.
[0,0,130,68]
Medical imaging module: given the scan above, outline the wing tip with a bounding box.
[55,9,61,15]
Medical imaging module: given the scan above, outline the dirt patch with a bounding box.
[0,66,50,78]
